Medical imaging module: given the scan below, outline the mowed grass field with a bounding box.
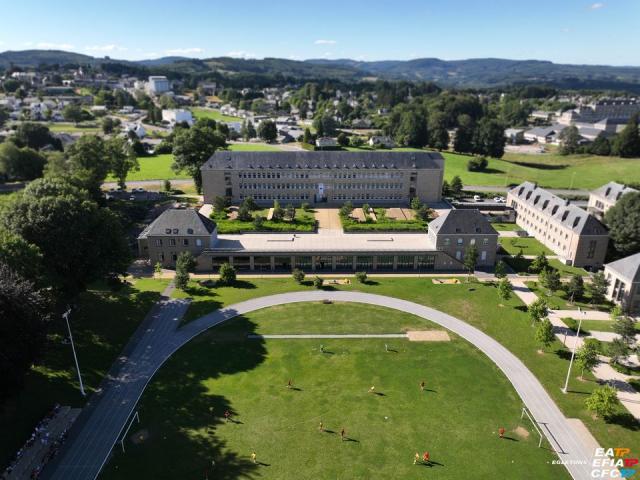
[191,107,243,123]
[100,303,566,480]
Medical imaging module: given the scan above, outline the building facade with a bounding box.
[201,151,445,206]
[604,253,640,313]
[147,76,170,95]
[137,208,217,268]
[507,182,608,268]
[427,209,499,267]
[588,181,638,219]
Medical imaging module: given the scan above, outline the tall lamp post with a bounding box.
[562,308,586,394]
[63,306,86,397]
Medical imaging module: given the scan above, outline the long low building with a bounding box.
[200,151,445,206]
[138,207,498,273]
[507,182,608,268]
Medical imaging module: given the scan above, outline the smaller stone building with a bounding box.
[138,208,217,268]
[427,209,499,267]
[588,181,638,219]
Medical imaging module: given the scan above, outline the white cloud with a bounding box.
[36,42,75,50]
[164,47,204,55]
[314,39,337,45]
[589,2,604,9]
[225,50,257,59]
[84,44,128,53]
[23,42,33,47]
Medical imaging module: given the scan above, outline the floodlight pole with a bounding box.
[562,309,585,394]
[63,306,86,397]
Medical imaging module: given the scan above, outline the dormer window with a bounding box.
[518,187,524,195]
[605,187,611,196]
[573,218,580,228]
[542,200,549,210]
[533,195,540,205]
[552,205,559,215]
[165,228,171,234]
[173,229,179,234]
[562,211,569,222]
[187,228,194,234]
[525,191,532,200]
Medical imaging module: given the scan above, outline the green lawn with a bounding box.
[101,303,565,480]
[340,208,427,232]
[493,222,521,231]
[524,281,614,312]
[228,143,282,152]
[0,278,169,467]
[567,319,640,335]
[46,122,101,134]
[499,237,554,256]
[191,107,243,123]
[170,277,639,455]
[213,208,316,233]
[504,257,589,277]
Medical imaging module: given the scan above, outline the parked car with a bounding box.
[473,195,481,202]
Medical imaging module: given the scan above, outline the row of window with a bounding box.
[239,194,310,200]
[332,193,404,200]
[239,182,404,191]
[442,237,490,247]
[154,238,203,247]
[238,171,405,180]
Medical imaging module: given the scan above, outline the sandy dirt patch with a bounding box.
[407,330,451,342]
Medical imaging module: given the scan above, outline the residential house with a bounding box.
[315,137,338,148]
[162,109,194,127]
[368,136,395,149]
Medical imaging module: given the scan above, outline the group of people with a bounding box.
[2,404,71,480]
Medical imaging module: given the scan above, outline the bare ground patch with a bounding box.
[407,330,451,342]
[514,426,530,440]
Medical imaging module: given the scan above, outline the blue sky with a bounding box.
[0,0,638,65]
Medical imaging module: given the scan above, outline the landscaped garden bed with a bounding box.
[339,203,429,232]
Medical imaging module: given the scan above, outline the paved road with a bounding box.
[464,185,589,196]
[46,291,595,480]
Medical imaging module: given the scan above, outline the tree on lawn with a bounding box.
[154,261,163,278]
[612,114,640,158]
[237,203,252,222]
[604,192,640,257]
[612,308,637,345]
[219,263,236,284]
[62,103,84,124]
[529,252,549,274]
[0,262,50,401]
[339,201,354,217]
[473,118,506,158]
[65,134,111,196]
[172,118,226,193]
[0,230,42,281]
[535,318,555,351]
[463,245,478,279]
[566,274,585,303]
[497,278,513,302]
[411,197,422,211]
[272,200,285,221]
[585,385,620,419]
[558,126,581,155]
[174,251,196,290]
[257,120,278,143]
[106,137,138,190]
[494,260,507,278]
[313,276,323,289]
[355,271,368,284]
[285,204,296,221]
[528,298,548,326]
[292,268,305,284]
[576,339,599,380]
[213,196,228,215]
[242,196,259,211]
[587,272,609,305]
[539,267,561,294]
[449,175,463,198]
[608,338,630,366]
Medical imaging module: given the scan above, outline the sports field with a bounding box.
[100,303,566,479]
[191,107,243,123]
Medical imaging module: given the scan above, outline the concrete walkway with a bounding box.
[45,290,597,480]
[314,208,343,234]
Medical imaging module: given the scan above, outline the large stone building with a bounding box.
[137,207,498,273]
[604,253,640,313]
[588,181,638,219]
[507,182,608,268]
[201,151,445,206]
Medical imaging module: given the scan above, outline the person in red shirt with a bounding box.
[224,410,231,422]
[423,451,430,464]
[498,427,505,438]
[420,381,425,391]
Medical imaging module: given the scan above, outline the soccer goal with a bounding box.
[520,406,544,448]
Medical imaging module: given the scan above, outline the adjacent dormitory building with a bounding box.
[200,151,445,206]
[506,181,608,269]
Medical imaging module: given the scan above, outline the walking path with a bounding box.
[247,333,406,339]
[509,280,640,421]
[45,290,597,480]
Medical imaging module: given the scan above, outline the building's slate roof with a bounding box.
[591,181,638,203]
[201,151,445,171]
[509,182,607,235]
[428,209,498,236]
[138,208,216,239]
[605,252,640,283]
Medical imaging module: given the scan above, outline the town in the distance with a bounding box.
[1,3,640,479]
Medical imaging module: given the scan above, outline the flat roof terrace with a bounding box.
[210,231,435,254]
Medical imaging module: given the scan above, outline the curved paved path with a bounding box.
[46,291,593,480]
